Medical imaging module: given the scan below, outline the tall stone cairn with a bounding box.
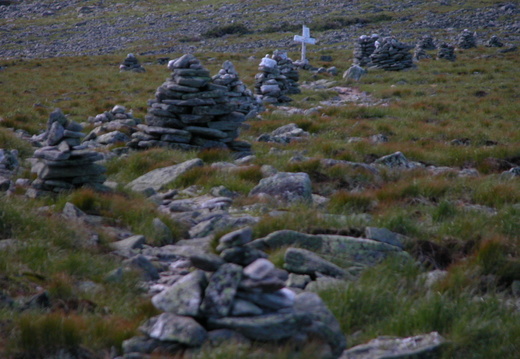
[456,29,477,49]
[272,50,301,95]
[127,54,251,154]
[353,34,379,67]
[212,60,263,119]
[417,35,436,50]
[413,44,431,62]
[30,109,107,194]
[254,55,292,104]
[437,43,456,61]
[120,53,145,73]
[369,37,414,71]
[486,35,504,47]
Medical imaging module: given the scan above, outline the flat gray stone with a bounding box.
[141,313,207,346]
[126,158,203,194]
[217,226,253,251]
[110,235,146,251]
[365,227,404,249]
[151,270,207,316]
[284,247,346,278]
[249,172,313,203]
[340,332,446,359]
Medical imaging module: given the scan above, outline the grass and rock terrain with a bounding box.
[1,0,519,358]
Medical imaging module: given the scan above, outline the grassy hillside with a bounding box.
[1,0,519,358]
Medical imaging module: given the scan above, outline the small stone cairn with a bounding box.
[83,105,139,147]
[254,54,293,104]
[369,36,414,71]
[127,54,251,154]
[119,53,145,73]
[486,35,504,47]
[212,60,262,119]
[417,35,436,50]
[353,34,379,67]
[272,50,301,95]
[122,227,346,358]
[456,29,477,49]
[437,43,456,61]
[29,109,107,195]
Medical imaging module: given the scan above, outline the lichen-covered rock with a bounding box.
[140,313,207,346]
[200,263,243,318]
[249,172,313,204]
[284,247,346,279]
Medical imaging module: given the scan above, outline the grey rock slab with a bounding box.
[284,247,346,279]
[123,255,159,281]
[151,270,207,316]
[190,252,226,272]
[62,202,87,220]
[243,258,275,280]
[217,226,253,251]
[249,172,313,203]
[206,328,251,347]
[152,218,174,244]
[46,121,65,146]
[236,287,296,311]
[339,332,446,359]
[200,263,243,318]
[96,131,130,145]
[37,163,106,180]
[294,292,347,358]
[248,230,322,252]
[141,313,207,346]
[207,311,310,341]
[184,126,228,139]
[220,246,269,267]
[364,227,405,249]
[110,235,146,251]
[126,158,203,194]
[286,273,312,289]
[230,298,264,317]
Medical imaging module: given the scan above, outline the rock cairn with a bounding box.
[29,109,107,195]
[437,43,456,61]
[417,35,436,50]
[486,35,504,47]
[0,148,18,191]
[83,105,138,147]
[413,44,431,61]
[369,37,414,71]
[353,34,379,67]
[272,50,301,95]
[119,53,145,73]
[456,29,477,49]
[212,60,262,119]
[122,227,347,358]
[127,54,251,154]
[254,54,293,104]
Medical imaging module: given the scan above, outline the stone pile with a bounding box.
[353,34,379,67]
[272,50,301,95]
[83,105,138,147]
[29,109,107,195]
[122,226,347,358]
[437,43,456,61]
[0,148,18,191]
[457,29,477,49]
[486,35,504,47]
[413,44,431,61]
[127,54,251,154]
[212,60,262,119]
[119,53,145,73]
[417,35,436,50]
[254,54,293,104]
[369,37,414,71]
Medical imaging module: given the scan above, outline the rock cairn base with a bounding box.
[272,50,301,95]
[457,29,477,49]
[254,55,293,104]
[437,43,456,61]
[353,34,379,67]
[29,109,107,195]
[120,53,145,72]
[128,54,251,154]
[369,37,414,71]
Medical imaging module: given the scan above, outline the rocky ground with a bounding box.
[0,0,518,59]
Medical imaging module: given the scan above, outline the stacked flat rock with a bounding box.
[120,53,145,73]
[212,60,263,119]
[254,55,292,104]
[128,54,250,154]
[486,35,504,47]
[353,34,378,67]
[413,44,431,61]
[369,37,414,71]
[123,226,346,358]
[437,43,456,61]
[30,109,107,194]
[272,50,301,95]
[417,35,436,50]
[83,105,139,147]
[457,29,477,49]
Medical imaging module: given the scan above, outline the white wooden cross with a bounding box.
[293,25,316,63]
